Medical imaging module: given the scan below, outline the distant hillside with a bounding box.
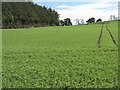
[2,2,59,29]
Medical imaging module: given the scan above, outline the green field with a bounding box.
[2,21,118,88]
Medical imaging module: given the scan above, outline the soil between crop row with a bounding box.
[97,22,117,47]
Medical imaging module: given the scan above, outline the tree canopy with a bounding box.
[96,19,102,23]
[86,17,95,24]
[59,18,72,26]
[2,2,59,29]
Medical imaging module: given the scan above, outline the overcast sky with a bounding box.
[33,0,119,25]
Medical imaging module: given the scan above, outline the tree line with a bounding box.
[59,18,72,26]
[2,2,59,29]
[2,1,104,29]
[86,17,102,24]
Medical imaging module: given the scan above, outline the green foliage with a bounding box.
[2,21,118,88]
[2,2,59,29]
[96,19,102,23]
[86,17,96,24]
[64,18,72,26]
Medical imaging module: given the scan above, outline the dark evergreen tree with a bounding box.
[86,17,95,24]
[59,20,64,26]
[64,18,72,26]
[96,18,102,23]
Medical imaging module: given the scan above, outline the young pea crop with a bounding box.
[2,21,118,88]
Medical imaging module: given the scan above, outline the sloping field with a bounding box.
[2,21,118,88]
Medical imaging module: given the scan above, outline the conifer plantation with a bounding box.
[2,2,59,29]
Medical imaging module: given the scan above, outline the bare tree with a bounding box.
[74,19,80,25]
[113,15,116,20]
[110,15,113,20]
[110,15,117,20]
[80,19,85,24]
